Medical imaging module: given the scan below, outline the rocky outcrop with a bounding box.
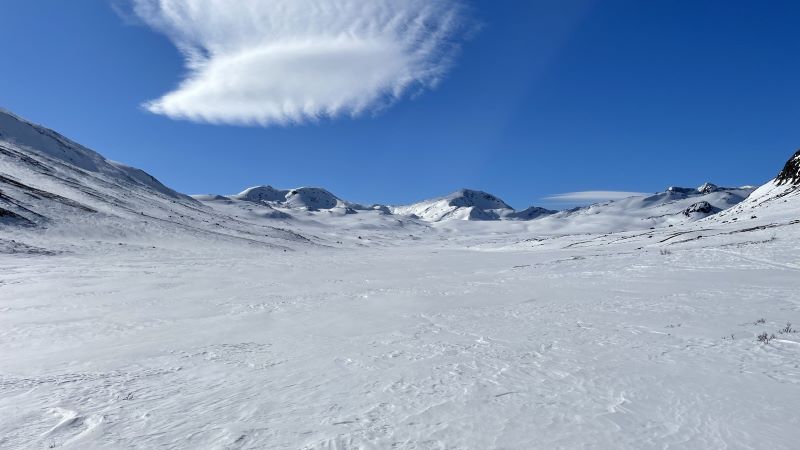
[776,150,800,186]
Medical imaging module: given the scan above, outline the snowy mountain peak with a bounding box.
[666,186,697,195]
[444,189,513,210]
[235,185,289,203]
[390,189,511,222]
[225,185,348,211]
[666,183,746,196]
[390,189,555,222]
[697,182,719,194]
[682,200,719,217]
[285,187,342,210]
[776,150,800,186]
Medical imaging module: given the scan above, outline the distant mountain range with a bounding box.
[197,182,755,231]
[1,108,798,240]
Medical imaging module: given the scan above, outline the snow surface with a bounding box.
[2,112,800,449]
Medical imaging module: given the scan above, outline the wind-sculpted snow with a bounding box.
[2,216,800,448]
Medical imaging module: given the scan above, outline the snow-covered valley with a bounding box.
[2,111,800,449]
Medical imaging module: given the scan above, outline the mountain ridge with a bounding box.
[2,108,796,235]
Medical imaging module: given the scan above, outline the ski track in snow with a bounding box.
[1,231,800,449]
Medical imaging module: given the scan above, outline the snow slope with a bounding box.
[2,201,799,449]
[0,110,311,251]
[710,154,800,226]
[0,109,186,200]
[511,183,756,236]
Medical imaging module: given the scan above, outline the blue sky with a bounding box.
[1,0,799,208]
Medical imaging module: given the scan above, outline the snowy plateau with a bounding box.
[1,109,800,449]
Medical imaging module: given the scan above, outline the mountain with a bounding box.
[710,150,800,226]
[518,183,756,235]
[0,108,776,242]
[0,109,310,249]
[198,182,754,230]
[391,189,556,222]
[234,185,290,203]
[507,206,559,221]
[198,186,556,223]
[197,184,362,217]
[0,109,188,201]
[232,185,353,211]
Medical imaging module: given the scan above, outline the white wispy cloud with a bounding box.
[128,0,470,126]
[544,191,650,203]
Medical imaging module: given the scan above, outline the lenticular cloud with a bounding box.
[131,0,468,126]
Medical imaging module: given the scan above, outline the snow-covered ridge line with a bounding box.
[2,107,796,232]
[198,186,558,222]
[0,109,189,201]
[0,109,315,249]
[200,181,756,227]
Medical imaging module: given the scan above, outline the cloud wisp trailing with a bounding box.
[129,0,470,126]
[543,191,650,203]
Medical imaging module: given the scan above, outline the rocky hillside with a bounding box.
[776,149,800,186]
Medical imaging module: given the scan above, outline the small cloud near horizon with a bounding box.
[125,0,472,127]
[543,191,650,204]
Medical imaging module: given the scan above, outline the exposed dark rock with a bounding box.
[697,183,719,194]
[0,206,36,226]
[682,201,720,217]
[776,150,800,186]
[508,206,556,220]
[0,174,96,213]
[448,189,512,210]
